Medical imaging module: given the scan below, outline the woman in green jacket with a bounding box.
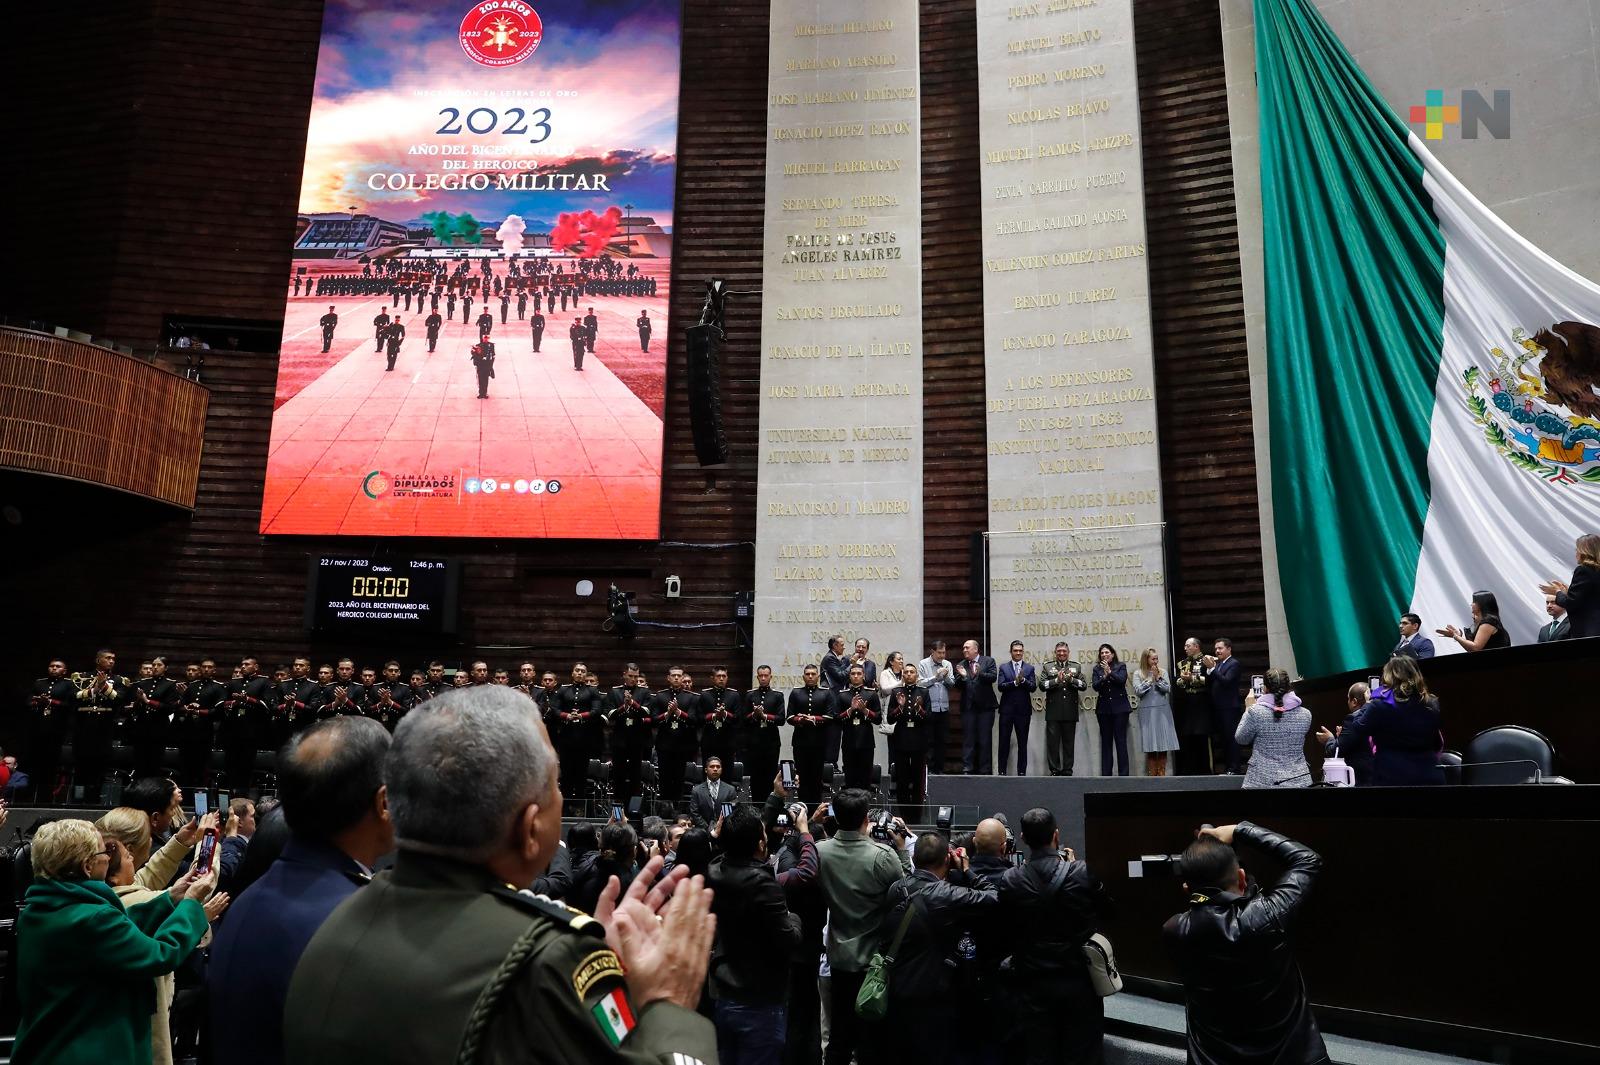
[13,819,216,1065]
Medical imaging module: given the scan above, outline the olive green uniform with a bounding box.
[283,851,716,1065]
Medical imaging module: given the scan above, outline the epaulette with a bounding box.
[492,887,604,938]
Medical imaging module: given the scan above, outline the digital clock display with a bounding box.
[305,556,459,635]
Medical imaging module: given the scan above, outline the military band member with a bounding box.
[556,664,602,802]
[887,663,930,812]
[408,669,431,707]
[319,306,338,353]
[221,656,272,791]
[71,649,125,803]
[175,659,225,788]
[424,310,442,352]
[651,668,701,805]
[425,660,449,698]
[530,309,545,352]
[786,665,834,805]
[492,669,511,687]
[699,668,743,769]
[372,307,391,351]
[368,661,413,732]
[129,657,178,778]
[26,659,73,802]
[741,665,785,798]
[331,659,366,717]
[533,671,562,737]
[838,664,881,790]
[278,657,319,743]
[514,661,539,697]
[637,309,652,352]
[606,663,654,805]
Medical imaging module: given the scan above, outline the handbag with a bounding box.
[854,892,920,1019]
[1045,858,1122,998]
[1083,933,1122,997]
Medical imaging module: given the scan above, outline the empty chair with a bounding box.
[1461,726,1556,785]
[1435,750,1464,786]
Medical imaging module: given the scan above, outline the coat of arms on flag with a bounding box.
[1464,323,1600,486]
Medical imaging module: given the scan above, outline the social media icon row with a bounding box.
[464,477,563,495]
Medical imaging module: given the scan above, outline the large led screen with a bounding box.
[261,0,678,539]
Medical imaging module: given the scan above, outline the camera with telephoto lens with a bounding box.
[870,810,895,843]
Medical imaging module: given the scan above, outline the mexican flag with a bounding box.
[1256,0,1600,676]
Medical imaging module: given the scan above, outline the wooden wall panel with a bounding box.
[0,329,207,507]
[1,0,1271,738]
[1134,0,1270,670]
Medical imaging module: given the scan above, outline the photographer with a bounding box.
[708,805,802,1064]
[997,808,1113,1065]
[882,834,998,1063]
[1164,823,1326,1065]
[815,788,911,1065]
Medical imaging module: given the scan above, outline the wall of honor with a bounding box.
[753,2,926,710]
[977,0,1171,771]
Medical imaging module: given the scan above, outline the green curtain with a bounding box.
[1256,0,1447,677]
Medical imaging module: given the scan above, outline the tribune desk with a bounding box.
[1084,784,1600,1060]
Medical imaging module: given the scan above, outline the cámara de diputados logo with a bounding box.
[459,2,544,68]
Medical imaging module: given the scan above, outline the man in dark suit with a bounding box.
[996,640,1036,776]
[1392,613,1437,659]
[819,636,851,769]
[1204,638,1244,774]
[820,636,851,692]
[688,755,737,830]
[208,716,394,1065]
[1538,601,1571,643]
[956,639,998,774]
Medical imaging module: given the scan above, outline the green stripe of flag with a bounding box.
[1256,0,1448,675]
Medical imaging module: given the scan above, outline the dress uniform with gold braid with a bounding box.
[71,667,125,801]
[282,850,717,1065]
